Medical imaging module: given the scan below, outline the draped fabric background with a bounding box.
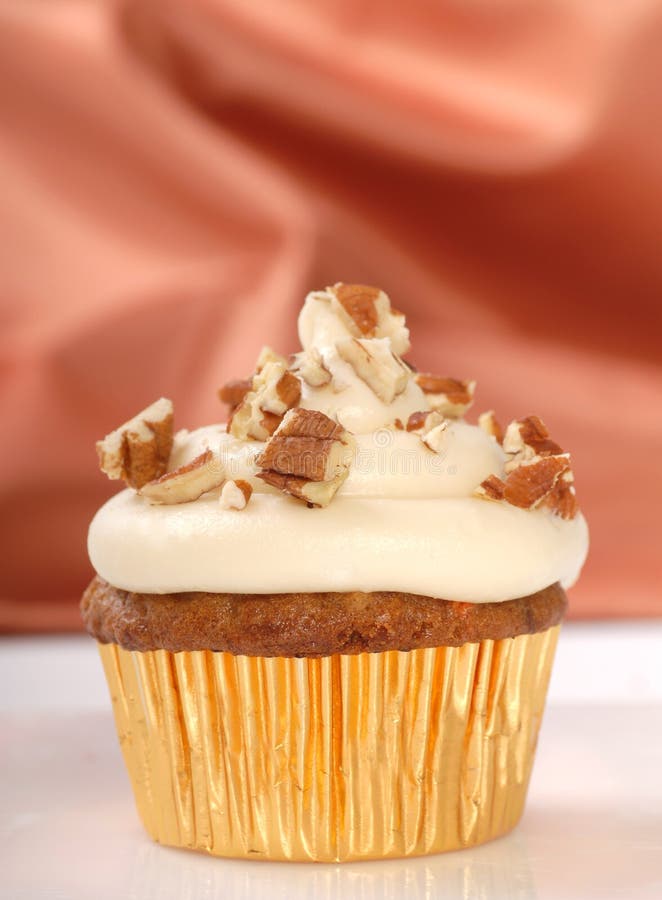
[1,0,661,631]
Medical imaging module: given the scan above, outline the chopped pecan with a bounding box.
[219,478,253,510]
[405,410,448,452]
[276,370,301,408]
[475,474,506,501]
[325,283,411,354]
[268,407,346,440]
[520,415,563,454]
[503,415,566,475]
[228,400,260,441]
[256,408,354,482]
[229,361,301,441]
[218,378,252,410]
[256,364,301,416]
[414,374,475,418]
[504,415,563,460]
[291,348,332,387]
[475,415,579,519]
[96,397,174,489]
[474,456,572,511]
[478,410,504,444]
[255,346,288,372]
[259,410,283,436]
[543,471,579,520]
[336,337,409,403]
[421,420,449,453]
[257,469,349,509]
[406,410,444,432]
[139,449,224,504]
[502,455,571,510]
[331,283,381,335]
[256,408,354,507]
[474,409,580,519]
[406,411,430,432]
[218,346,288,413]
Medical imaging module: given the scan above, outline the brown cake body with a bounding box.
[81,576,566,657]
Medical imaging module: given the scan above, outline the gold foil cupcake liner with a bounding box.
[99,627,559,862]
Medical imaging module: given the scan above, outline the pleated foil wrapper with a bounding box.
[99,626,559,862]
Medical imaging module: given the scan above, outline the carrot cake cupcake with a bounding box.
[82,284,589,861]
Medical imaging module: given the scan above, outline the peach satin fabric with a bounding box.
[1,1,661,630]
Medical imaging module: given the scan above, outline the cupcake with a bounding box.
[81,284,588,862]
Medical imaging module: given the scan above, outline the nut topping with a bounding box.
[475,414,579,519]
[421,420,449,453]
[96,397,174,489]
[256,408,355,507]
[266,407,347,441]
[543,472,579,520]
[219,346,291,424]
[228,399,264,441]
[502,455,571,509]
[219,479,253,510]
[503,415,563,471]
[258,470,349,509]
[475,474,506,501]
[331,283,381,335]
[405,410,442,432]
[406,411,430,432]
[229,360,301,441]
[218,378,252,410]
[256,408,354,481]
[414,374,475,418]
[478,410,504,444]
[255,363,301,416]
[291,348,332,387]
[139,449,224,505]
[336,337,409,403]
[255,346,289,372]
[327,283,411,355]
[258,410,283,437]
[405,410,448,452]
[475,454,571,511]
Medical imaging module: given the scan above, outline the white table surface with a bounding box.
[1,622,661,900]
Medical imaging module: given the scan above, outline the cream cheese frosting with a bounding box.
[88,286,589,602]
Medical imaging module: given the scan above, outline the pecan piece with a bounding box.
[257,469,349,509]
[477,410,504,444]
[502,455,571,510]
[306,283,410,354]
[96,397,174,489]
[291,348,332,387]
[336,337,409,403]
[414,374,475,418]
[229,361,301,441]
[256,408,355,507]
[543,472,579,520]
[503,415,563,462]
[219,478,253,510]
[255,346,288,372]
[405,410,448,452]
[475,474,507,501]
[139,449,224,504]
[256,408,354,482]
[331,283,381,336]
[218,378,252,410]
[406,411,430,432]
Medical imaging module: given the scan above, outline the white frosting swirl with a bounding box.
[88,289,589,602]
[89,489,587,601]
